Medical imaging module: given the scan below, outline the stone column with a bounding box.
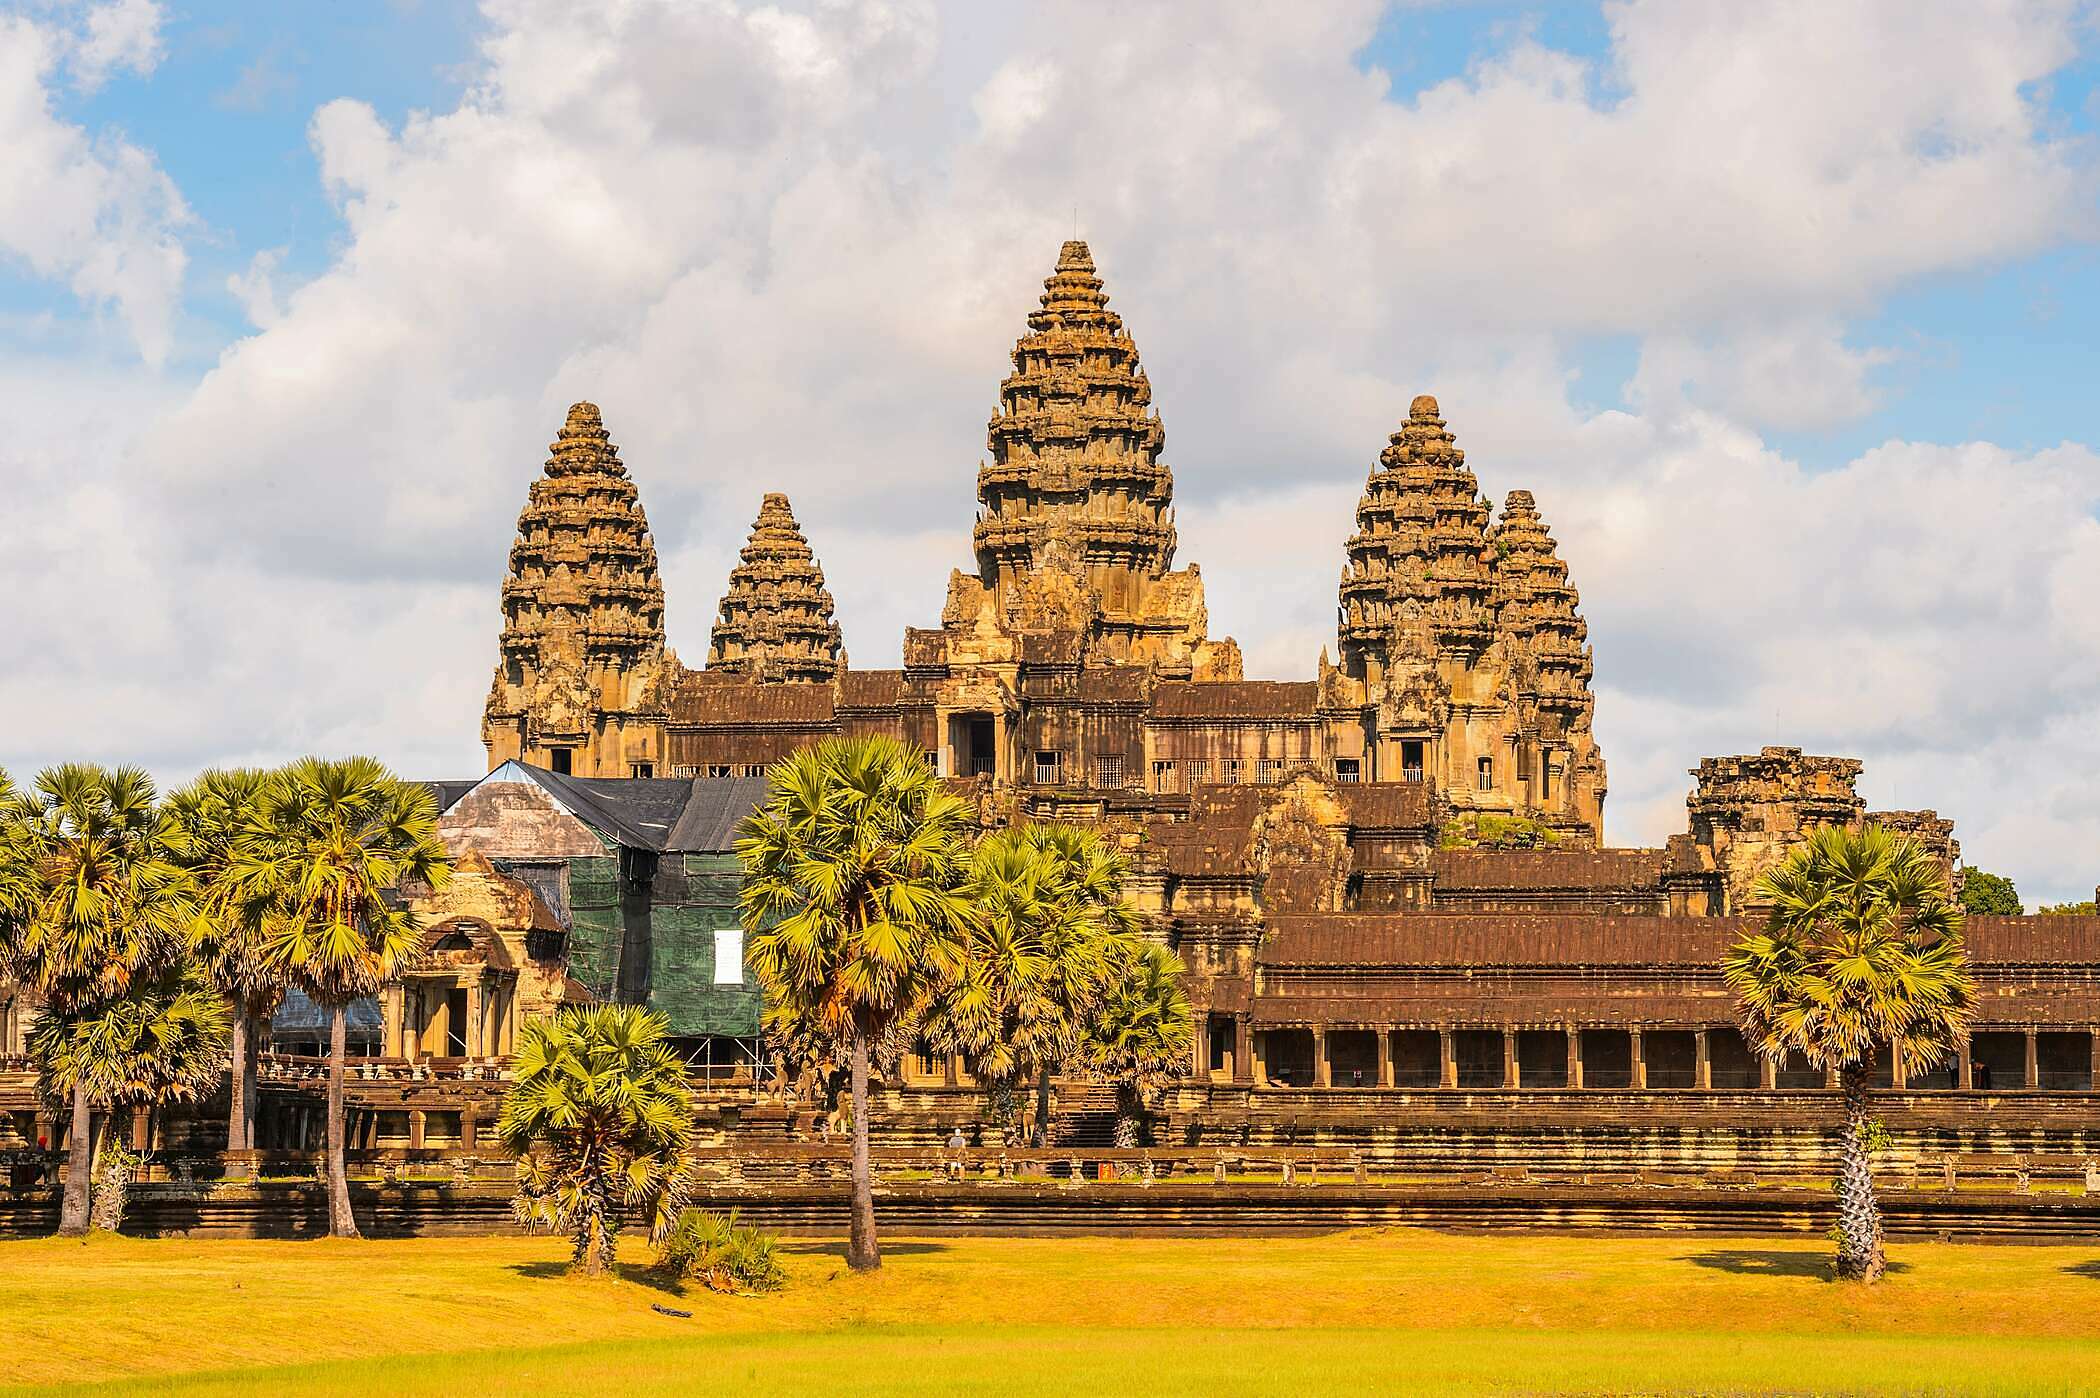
[382,984,405,1060]
[1957,1035,1974,1090]
[1439,1029,1457,1089]
[1759,1054,1776,1091]
[460,1111,479,1152]
[2088,1028,2100,1090]
[1502,1029,1518,1089]
[408,1110,426,1150]
[1233,1014,1253,1085]
[1566,1027,1583,1089]
[1376,1030,1393,1088]
[1314,1027,1332,1087]
[466,980,485,1060]
[1251,1029,1268,1087]
[1630,1028,1647,1090]
[2024,1028,2040,1090]
[1695,1029,1712,1090]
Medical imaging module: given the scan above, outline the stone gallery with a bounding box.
[4,241,2097,1190]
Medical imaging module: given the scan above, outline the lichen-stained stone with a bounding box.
[705,492,844,684]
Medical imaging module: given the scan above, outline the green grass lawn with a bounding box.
[4,1228,2099,1396]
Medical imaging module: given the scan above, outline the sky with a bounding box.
[1,0,2097,906]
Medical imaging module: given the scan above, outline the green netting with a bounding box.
[565,855,623,1002]
[555,850,760,1036]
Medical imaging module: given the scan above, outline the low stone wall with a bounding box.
[5,1177,2096,1242]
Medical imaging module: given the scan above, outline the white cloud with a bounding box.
[70,0,165,92]
[0,6,186,363]
[8,0,2100,906]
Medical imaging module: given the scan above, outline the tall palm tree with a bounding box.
[31,961,229,1230]
[0,766,193,1235]
[500,1004,696,1277]
[165,769,282,1152]
[1084,942,1193,1148]
[1723,823,1973,1282]
[930,824,1139,1144]
[737,735,975,1271]
[231,757,450,1238]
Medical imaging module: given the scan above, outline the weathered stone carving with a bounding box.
[484,402,669,776]
[706,492,844,684]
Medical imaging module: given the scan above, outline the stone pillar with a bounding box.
[1630,1028,1647,1090]
[1890,1052,1908,1091]
[382,984,405,1060]
[459,1110,479,1152]
[2025,1028,2040,1090]
[2089,1028,2100,1089]
[1251,1029,1268,1087]
[944,1051,961,1087]
[1315,1027,1332,1088]
[1759,1054,1777,1090]
[1376,1030,1393,1088]
[1957,1035,1974,1090]
[1695,1029,1712,1091]
[1233,1014,1253,1085]
[466,981,485,1059]
[408,1110,426,1150]
[1439,1029,1457,1089]
[1501,1029,1518,1089]
[1567,1027,1583,1089]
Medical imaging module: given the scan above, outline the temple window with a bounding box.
[1402,741,1425,783]
[707,764,732,779]
[713,929,744,985]
[1097,755,1125,788]
[1153,760,1176,792]
[1335,758,1361,784]
[1544,761,1559,800]
[1222,759,1242,785]
[1035,750,1063,784]
[550,748,573,776]
[1184,760,1208,791]
[629,762,654,779]
[1257,758,1281,785]
[1477,756,1493,791]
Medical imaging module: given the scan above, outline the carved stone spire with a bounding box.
[483,402,668,775]
[1338,394,1494,683]
[1490,488,1595,732]
[974,239,1177,606]
[706,492,844,683]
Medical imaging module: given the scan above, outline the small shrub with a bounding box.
[654,1208,786,1294]
[1438,813,1562,850]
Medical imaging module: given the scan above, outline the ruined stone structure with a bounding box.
[483,401,671,778]
[460,239,2100,1129]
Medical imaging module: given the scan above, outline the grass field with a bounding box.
[4,1228,2100,1396]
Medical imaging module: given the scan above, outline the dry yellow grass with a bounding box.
[3,1229,2098,1395]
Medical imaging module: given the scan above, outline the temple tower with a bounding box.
[1338,395,1495,684]
[482,402,669,777]
[1489,489,1606,829]
[954,240,1226,673]
[705,492,845,683]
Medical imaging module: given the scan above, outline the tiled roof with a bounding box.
[1430,849,1666,891]
[1150,681,1320,719]
[1259,914,1751,968]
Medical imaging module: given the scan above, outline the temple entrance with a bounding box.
[1579,1030,1633,1088]
[1393,1030,1441,1087]
[1515,1030,1568,1088]
[1644,1031,1698,1088]
[444,988,468,1058]
[947,712,999,779]
[1327,1030,1379,1087]
[1206,1014,1236,1079]
[1708,1027,1759,1088]
[1262,1029,1314,1087]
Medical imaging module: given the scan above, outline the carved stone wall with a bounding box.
[705,492,844,683]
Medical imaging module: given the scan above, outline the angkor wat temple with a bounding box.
[471,240,2099,1117]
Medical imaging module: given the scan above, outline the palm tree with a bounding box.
[165,769,282,1153]
[0,766,193,1235]
[231,757,450,1238]
[500,1004,696,1277]
[1723,823,1973,1282]
[737,735,975,1271]
[1084,942,1193,1147]
[931,824,1139,1144]
[31,962,229,1230]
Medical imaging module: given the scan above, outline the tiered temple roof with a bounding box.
[483,402,669,774]
[705,492,844,683]
[1489,489,1596,740]
[1338,395,1496,682]
[974,239,1175,596]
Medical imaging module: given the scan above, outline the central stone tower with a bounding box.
[943,240,1235,678]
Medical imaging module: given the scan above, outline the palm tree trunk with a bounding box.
[58,1076,91,1236]
[325,1002,359,1238]
[226,1008,249,1153]
[1035,1063,1053,1147]
[575,1158,611,1277]
[846,1023,880,1271]
[241,1013,260,1151]
[1835,1061,1885,1282]
[1113,1081,1141,1149]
